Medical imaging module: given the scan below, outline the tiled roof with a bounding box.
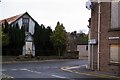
[0,13,23,25]
[0,12,37,27]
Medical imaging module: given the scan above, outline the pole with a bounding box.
[88,27,91,69]
[92,44,94,70]
[97,0,101,71]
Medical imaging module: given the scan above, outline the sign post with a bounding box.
[89,39,97,70]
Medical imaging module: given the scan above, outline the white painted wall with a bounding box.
[26,42,33,54]
[22,43,35,56]
[32,44,35,56]
[29,18,35,35]
[14,18,23,29]
[77,45,88,59]
[22,45,26,56]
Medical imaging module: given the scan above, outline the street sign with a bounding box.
[89,39,97,45]
[109,37,119,40]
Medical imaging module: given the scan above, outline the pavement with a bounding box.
[61,65,120,79]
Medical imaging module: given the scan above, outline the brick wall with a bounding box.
[90,2,120,75]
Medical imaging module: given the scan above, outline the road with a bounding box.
[2,59,100,80]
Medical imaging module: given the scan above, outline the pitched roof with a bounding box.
[0,12,37,26]
[0,13,23,25]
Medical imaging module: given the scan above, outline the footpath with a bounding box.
[61,65,120,79]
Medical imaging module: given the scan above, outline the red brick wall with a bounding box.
[90,2,99,70]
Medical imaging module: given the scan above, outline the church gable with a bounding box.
[0,12,36,35]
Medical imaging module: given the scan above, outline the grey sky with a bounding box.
[0,0,91,33]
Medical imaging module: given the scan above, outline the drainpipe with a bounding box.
[97,0,101,71]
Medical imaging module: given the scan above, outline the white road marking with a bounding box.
[51,75,66,79]
[20,68,41,74]
[20,68,27,71]
[63,65,87,70]
[11,69,17,71]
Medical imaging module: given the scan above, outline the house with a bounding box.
[87,1,120,76]
[77,44,88,59]
[0,12,37,56]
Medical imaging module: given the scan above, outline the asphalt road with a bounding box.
[2,59,103,80]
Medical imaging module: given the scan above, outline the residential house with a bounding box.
[88,1,120,75]
[77,44,88,59]
[0,12,37,56]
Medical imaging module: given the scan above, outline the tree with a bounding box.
[50,22,67,56]
[0,27,9,46]
[34,22,44,55]
[1,21,9,46]
[2,32,9,46]
[79,31,88,44]
[6,23,25,55]
[34,22,54,56]
[2,20,9,33]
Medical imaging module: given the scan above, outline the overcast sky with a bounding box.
[0,0,91,33]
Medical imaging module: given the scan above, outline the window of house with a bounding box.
[22,18,29,32]
[111,2,120,30]
[110,44,120,63]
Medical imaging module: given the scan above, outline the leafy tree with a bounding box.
[43,26,53,56]
[50,22,67,56]
[79,31,88,44]
[2,32,9,46]
[2,22,25,55]
[20,25,25,46]
[71,30,88,45]
[2,20,9,33]
[1,20,10,46]
[34,22,54,56]
[0,27,9,46]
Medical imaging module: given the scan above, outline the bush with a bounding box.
[25,54,34,58]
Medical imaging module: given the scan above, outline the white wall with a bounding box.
[22,45,26,56]
[77,45,88,59]
[13,18,22,29]
[22,43,35,56]
[29,18,35,35]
